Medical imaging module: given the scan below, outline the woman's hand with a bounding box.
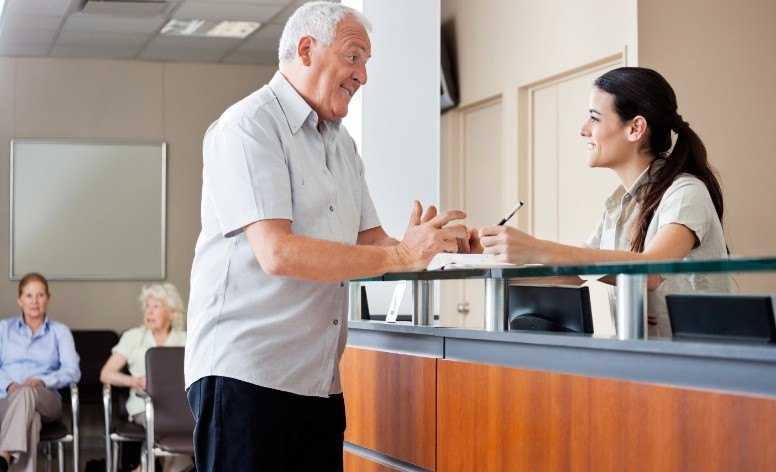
[132,375,147,391]
[460,227,483,254]
[6,382,20,394]
[479,226,545,264]
[23,378,45,388]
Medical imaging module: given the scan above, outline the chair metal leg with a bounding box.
[57,442,65,472]
[111,441,119,472]
[41,442,51,472]
[140,443,148,472]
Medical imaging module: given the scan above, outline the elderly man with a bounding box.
[184,2,466,470]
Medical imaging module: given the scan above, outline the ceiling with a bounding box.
[0,0,317,65]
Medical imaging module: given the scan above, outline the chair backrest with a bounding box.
[145,347,194,438]
[72,330,119,404]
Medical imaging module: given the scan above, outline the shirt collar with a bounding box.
[15,315,50,336]
[268,71,344,136]
[268,71,317,134]
[604,161,662,211]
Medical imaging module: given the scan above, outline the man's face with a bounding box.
[307,15,371,121]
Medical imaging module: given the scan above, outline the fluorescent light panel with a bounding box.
[161,19,260,39]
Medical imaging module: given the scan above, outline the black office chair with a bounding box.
[39,384,80,472]
[70,330,128,472]
[72,330,119,405]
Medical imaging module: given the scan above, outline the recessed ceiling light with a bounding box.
[161,19,261,39]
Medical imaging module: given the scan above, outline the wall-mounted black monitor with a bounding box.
[667,294,776,343]
[440,35,458,112]
[507,285,593,334]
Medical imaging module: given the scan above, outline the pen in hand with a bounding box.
[496,201,525,226]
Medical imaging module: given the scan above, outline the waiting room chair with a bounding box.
[39,383,79,472]
[142,347,195,472]
[103,374,145,472]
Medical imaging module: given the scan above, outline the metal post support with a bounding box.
[348,282,362,321]
[484,278,507,332]
[616,274,647,340]
[412,280,433,326]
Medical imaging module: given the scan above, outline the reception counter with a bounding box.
[341,321,776,471]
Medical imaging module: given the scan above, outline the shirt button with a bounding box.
[333,319,339,325]
[329,205,335,212]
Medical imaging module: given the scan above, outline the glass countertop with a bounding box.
[354,256,776,282]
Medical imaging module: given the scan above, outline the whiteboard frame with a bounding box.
[9,139,167,281]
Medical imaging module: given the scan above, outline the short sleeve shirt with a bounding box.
[185,72,381,397]
[586,164,731,338]
[112,326,186,417]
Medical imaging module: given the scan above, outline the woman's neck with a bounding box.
[23,314,45,335]
[151,327,171,346]
[614,152,654,191]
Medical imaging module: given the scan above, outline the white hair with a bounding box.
[278,1,372,64]
[139,283,186,331]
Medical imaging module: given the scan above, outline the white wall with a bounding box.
[358,0,441,315]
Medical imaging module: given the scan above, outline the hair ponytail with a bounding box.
[593,67,724,253]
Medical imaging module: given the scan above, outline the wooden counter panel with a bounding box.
[437,359,776,471]
[341,347,436,470]
[344,450,402,472]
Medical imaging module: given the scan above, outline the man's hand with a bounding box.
[394,201,468,271]
[6,382,20,394]
[23,378,45,388]
[462,227,484,254]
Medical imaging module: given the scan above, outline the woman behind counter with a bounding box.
[100,283,190,472]
[475,67,731,338]
[0,273,81,472]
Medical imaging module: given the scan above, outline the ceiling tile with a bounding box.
[136,47,227,63]
[185,0,293,5]
[0,27,58,46]
[63,13,168,35]
[236,23,283,52]
[222,50,277,65]
[0,42,50,57]
[144,35,241,52]
[173,2,285,23]
[269,0,308,25]
[56,31,151,49]
[6,0,73,17]
[3,14,64,30]
[49,44,140,60]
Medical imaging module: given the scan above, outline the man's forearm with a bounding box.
[259,233,406,282]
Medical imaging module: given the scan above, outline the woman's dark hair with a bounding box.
[593,67,724,252]
[19,272,49,296]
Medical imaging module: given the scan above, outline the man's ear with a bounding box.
[297,36,315,66]
[627,115,648,143]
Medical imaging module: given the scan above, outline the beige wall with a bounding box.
[639,0,776,291]
[0,58,277,332]
[441,0,776,302]
[440,0,638,219]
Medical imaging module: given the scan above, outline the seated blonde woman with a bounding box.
[100,283,191,472]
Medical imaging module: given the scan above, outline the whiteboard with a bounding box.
[10,140,166,280]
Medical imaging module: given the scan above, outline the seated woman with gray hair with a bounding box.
[100,283,191,472]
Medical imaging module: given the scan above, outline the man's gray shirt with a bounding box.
[185,71,380,397]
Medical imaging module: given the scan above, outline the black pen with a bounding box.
[496,201,525,226]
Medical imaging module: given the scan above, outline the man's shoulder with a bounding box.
[219,84,281,128]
